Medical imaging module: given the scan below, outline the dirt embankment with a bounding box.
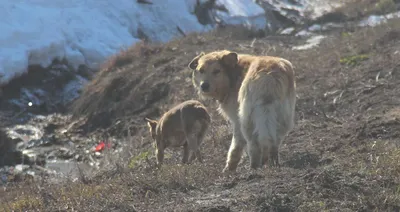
[2,2,400,212]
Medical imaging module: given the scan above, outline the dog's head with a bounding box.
[188,50,239,100]
[144,117,158,140]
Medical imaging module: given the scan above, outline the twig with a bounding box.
[320,107,343,125]
[375,71,381,82]
[137,0,152,4]
[238,38,258,49]
[250,38,257,48]
[10,108,27,119]
[177,26,186,37]
[332,90,345,104]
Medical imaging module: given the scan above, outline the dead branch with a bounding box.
[137,0,152,5]
[177,26,186,37]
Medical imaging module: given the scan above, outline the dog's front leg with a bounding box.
[223,123,246,173]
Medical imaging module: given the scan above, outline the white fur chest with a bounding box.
[218,95,239,124]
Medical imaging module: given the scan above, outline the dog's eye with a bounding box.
[198,69,204,74]
[213,69,220,75]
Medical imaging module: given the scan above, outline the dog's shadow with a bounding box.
[282,151,333,169]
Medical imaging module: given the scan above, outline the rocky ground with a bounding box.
[1,0,400,211]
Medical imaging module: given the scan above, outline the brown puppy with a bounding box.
[145,100,211,166]
[188,50,296,172]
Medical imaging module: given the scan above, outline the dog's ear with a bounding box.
[144,117,157,128]
[220,51,240,87]
[188,52,205,70]
[221,51,238,68]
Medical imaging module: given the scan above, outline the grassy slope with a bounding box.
[1,3,400,212]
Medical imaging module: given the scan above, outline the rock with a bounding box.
[74,154,82,161]
[0,129,18,167]
[56,147,74,160]
[15,164,30,173]
[0,174,7,184]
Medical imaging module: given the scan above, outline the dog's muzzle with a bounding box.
[200,81,210,92]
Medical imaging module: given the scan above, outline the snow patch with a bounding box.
[302,0,342,20]
[280,27,295,35]
[358,11,400,27]
[0,0,267,86]
[292,35,326,50]
[216,0,267,29]
[295,30,315,37]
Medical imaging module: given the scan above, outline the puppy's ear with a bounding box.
[221,52,238,68]
[188,52,205,70]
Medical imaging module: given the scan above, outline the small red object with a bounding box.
[94,141,112,152]
[95,142,105,152]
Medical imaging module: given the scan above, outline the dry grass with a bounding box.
[338,0,399,18]
[0,155,224,212]
[307,0,399,28]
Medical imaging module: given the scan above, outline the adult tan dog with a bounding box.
[188,50,296,173]
[145,100,211,167]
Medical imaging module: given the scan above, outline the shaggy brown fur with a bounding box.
[145,100,211,166]
[189,50,296,172]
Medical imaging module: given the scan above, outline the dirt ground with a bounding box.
[1,2,400,211]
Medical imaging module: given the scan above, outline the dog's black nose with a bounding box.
[200,82,210,92]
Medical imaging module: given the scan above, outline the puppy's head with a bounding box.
[188,50,238,100]
[144,117,158,140]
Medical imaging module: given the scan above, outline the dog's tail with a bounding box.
[278,58,296,132]
[278,58,295,89]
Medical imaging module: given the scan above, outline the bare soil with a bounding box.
[1,4,400,212]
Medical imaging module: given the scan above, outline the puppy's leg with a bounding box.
[156,145,165,167]
[180,110,192,164]
[193,121,208,163]
[223,123,246,173]
[187,134,199,164]
[182,143,189,164]
[261,146,269,166]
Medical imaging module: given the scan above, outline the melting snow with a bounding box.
[0,0,267,86]
[292,35,326,50]
[358,11,400,27]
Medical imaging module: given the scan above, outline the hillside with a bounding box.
[1,1,400,212]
